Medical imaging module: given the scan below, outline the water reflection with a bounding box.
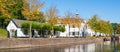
[1,41,120,52]
[64,44,95,52]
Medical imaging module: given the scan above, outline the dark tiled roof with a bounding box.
[12,19,45,27]
[12,19,31,27]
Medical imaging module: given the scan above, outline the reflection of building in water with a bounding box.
[64,43,95,52]
[87,44,95,52]
[103,41,111,45]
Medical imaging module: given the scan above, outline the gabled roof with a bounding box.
[12,19,45,28]
[12,19,31,27]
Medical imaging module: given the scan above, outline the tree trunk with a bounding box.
[51,26,54,38]
[29,22,32,38]
[69,25,70,37]
[78,28,80,37]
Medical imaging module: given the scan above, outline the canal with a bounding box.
[0,41,120,52]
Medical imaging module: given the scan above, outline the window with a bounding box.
[75,32,79,35]
[72,32,75,35]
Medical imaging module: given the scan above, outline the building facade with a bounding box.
[6,19,105,38]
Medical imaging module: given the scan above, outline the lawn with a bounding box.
[0,28,7,38]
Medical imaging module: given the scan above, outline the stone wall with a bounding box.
[0,38,103,49]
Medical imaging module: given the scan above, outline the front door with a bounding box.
[10,29,16,38]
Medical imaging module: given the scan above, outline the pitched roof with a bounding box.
[12,19,31,27]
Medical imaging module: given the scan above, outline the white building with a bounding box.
[6,19,30,38]
[54,18,98,37]
[6,19,102,38]
[57,21,96,37]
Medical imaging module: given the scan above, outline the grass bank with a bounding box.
[0,28,7,38]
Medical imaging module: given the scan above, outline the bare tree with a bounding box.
[64,11,73,37]
[46,6,59,37]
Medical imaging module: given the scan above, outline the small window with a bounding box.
[75,32,79,35]
[72,32,75,35]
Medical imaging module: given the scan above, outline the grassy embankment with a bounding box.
[0,28,7,38]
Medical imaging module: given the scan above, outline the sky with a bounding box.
[40,0,120,23]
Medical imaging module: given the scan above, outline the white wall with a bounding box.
[7,21,18,38]
[7,21,17,32]
[17,28,29,37]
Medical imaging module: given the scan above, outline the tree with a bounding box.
[0,0,24,28]
[99,20,113,36]
[117,24,120,34]
[64,11,73,37]
[88,15,99,35]
[111,23,118,35]
[46,6,59,36]
[53,26,65,32]
[22,0,45,38]
[42,24,52,37]
[88,15,113,36]
[106,21,113,35]
[21,22,30,28]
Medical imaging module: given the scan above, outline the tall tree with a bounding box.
[88,15,99,35]
[99,20,113,36]
[117,24,120,34]
[64,11,73,37]
[22,0,45,38]
[0,0,24,28]
[46,6,59,36]
[111,23,118,35]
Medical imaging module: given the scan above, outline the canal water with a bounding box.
[0,41,120,52]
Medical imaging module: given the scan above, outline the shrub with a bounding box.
[53,26,65,32]
[32,22,40,29]
[21,22,30,28]
[42,24,52,30]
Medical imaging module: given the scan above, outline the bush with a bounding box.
[60,26,65,32]
[21,22,30,28]
[42,24,52,30]
[0,28,7,38]
[53,26,60,31]
[21,22,65,32]
[53,26,65,32]
[32,22,40,29]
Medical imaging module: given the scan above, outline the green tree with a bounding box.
[53,26,65,32]
[106,21,113,35]
[88,15,113,36]
[88,15,99,35]
[111,23,118,35]
[22,0,45,38]
[0,0,24,28]
[99,20,113,36]
[117,24,120,34]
